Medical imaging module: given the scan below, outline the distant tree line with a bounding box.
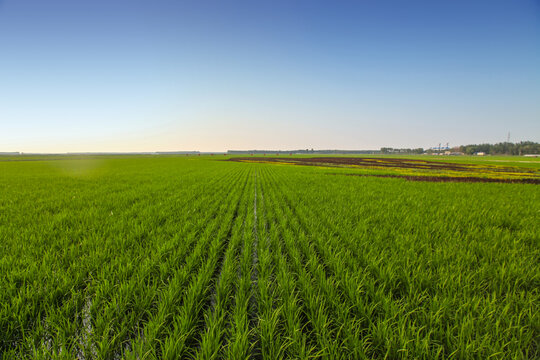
[227,142,539,156]
[458,141,540,155]
[227,149,380,155]
[380,147,424,154]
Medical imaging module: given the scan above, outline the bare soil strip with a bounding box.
[329,173,540,184]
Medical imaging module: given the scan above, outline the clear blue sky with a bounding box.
[1,0,539,152]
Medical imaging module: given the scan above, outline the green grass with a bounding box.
[0,155,538,359]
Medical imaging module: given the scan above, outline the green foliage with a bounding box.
[381,147,424,154]
[0,155,538,359]
[459,141,540,155]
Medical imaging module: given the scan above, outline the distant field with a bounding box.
[0,155,538,359]
[229,155,540,183]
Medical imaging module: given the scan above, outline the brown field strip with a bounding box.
[228,157,539,183]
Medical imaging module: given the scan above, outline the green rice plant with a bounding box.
[264,162,539,359]
[225,179,256,360]
[1,155,538,359]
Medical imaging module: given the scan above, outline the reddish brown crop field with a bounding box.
[229,156,540,184]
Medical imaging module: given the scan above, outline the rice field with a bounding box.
[0,155,538,359]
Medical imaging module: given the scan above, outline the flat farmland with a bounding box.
[0,155,538,359]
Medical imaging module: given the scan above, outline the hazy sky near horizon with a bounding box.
[1,0,539,152]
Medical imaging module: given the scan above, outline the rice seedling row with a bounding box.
[29,168,246,358]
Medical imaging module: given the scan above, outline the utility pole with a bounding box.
[507,132,510,143]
